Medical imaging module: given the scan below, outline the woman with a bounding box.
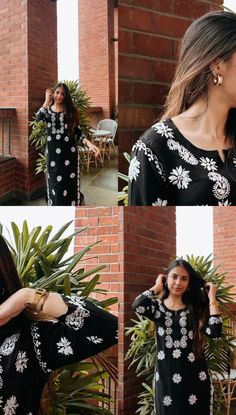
[128,11,236,206]
[0,235,118,414]
[132,259,222,415]
[36,82,99,206]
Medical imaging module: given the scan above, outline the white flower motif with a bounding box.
[0,334,20,356]
[52,189,55,196]
[63,190,67,197]
[169,166,192,189]
[152,198,168,206]
[163,395,172,406]
[70,173,76,178]
[3,396,19,415]
[188,394,197,405]
[15,351,28,373]
[86,336,103,344]
[57,337,73,356]
[152,122,174,139]
[47,136,52,141]
[71,201,76,206]
[209,316,221,325]
[167,139,198,165]
[65,307,90,331]
[135,306,146,314]
[155,310,161,319]
[206,327,211,335]
[199,371,207,381]
[64,136,69,142]
[166,327,172,335]
[57,176,62,182]
[56,134,61,140]
[157,350,165,360]
[71,146,76,152]
[188,330,193,339]
[158,327,165,336]
[173,349,181,359]
[188,352,195,362]
[65,160,70,166]
[132,140,166,180]
[50,161,56,167]
[47,122,51,127]
[56,148,61,154]
[128,156,140,181]
[200,157,217,171]
[209,172,230,200]
[172,373,182,384]
[67,296,86,306]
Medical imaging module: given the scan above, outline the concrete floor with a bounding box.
[17,151,118,207]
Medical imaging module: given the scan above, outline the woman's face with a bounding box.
[53,87,65,104]
[167,265,190,297]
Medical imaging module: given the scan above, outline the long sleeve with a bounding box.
[204,315,222,339]
[30,295,118,373]
[132,290,161,322]
[128,128,169,206]
[35,106,49,122]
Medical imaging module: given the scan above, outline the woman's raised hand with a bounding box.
[150,274,166,295]
[205,282,218,300]
[44,88,53,106]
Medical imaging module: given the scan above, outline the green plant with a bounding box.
[126,255,235,415]
[118,152,130,206]
[1,220,117,414]
[29,80,93,174]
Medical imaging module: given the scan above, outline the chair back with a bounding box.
[97,119,118,139]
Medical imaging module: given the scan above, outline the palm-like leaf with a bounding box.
[126,255,236,415]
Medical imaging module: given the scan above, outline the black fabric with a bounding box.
[132,290,222,415]
[0,296,118,414]
[128,118,236,206]
[35,107,84,206]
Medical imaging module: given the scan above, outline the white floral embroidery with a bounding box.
[208,172,230,200]
[128,156,141,181]
[65,160,70,166]
[152,122,174,139]
[71,146,76,152]
[199,371,207,381]
[158,327,165,336]
[155,310,161,319]
[152,198,168,206]
[31,324,52,373]
[0,396,3,407]
[173,349,181,358]
[218,200,231,206]
[132,140,166,180]
[56,175,62,182]
[56,134,61,140]
[15,351,28,373]
[50,161,55,167]
[0,334,20,356]
[188,352,195,362]
[65,307,90,331]
[64,136,69,142]
[209,316,221,325]
[57,337,73,356]
[63,190,67,197]
[70,173,76,179]
[206,327,211,335]
[172,373,182,384]
[3,396,19,415]
[167,139,198,165]
[233,158,236,167]
[200,157,218,171]
[188,394,197,405]
[157,351,165,360]
[135,306,146,314]
[188,330,193,339]
[86,336,103,344]
[156,372,159,381]
[169,166,192,189]
[163,395,172,406]
[141,290,153,298]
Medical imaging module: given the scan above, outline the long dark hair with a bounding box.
[161,259,209,357]
[161,11,236,149]
[53,82,80,137]
[0,235,22,303]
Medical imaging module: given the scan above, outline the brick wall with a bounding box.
[213,207,236,292]
[78,0,117,119]
[118,0,224,174]
[0,0,57,201]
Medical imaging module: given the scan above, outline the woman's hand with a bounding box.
[84,139,100,157]
[150,274,166,295]
[206,282,218,300]
[43,88,53,107]
[0,288,34,326]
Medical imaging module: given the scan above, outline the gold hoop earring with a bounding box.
[213,74,223,86]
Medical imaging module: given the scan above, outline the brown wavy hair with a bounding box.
[53,82,80,137]
[161,11,236,148]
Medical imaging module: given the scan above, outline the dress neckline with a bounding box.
[162,300,187,313]
[50,106,64,114]
[168,118,232,162]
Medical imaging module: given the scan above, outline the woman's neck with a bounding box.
[52,102,64,112]
[164,295,185,309]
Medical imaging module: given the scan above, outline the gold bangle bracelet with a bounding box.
[209,301,218,306]
[26,288,49,315]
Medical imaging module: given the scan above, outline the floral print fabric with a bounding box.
[128,118,236,206]
[0,296,118,414]
[132,290,222,415]
[35,107,85,206]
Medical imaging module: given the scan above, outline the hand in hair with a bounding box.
[205,282,217,300]
[43,88,53,108]
[150,274,166,295]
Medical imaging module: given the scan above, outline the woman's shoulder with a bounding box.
[133,119,175,153]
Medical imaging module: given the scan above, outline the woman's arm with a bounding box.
[132,274,165,321]
[204,282,222,339]
[35,89,53,121]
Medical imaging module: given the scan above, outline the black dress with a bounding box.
[132,290,222,415]
[128,118,236,206]
[0,295,117,414]
[36,107,84,206]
